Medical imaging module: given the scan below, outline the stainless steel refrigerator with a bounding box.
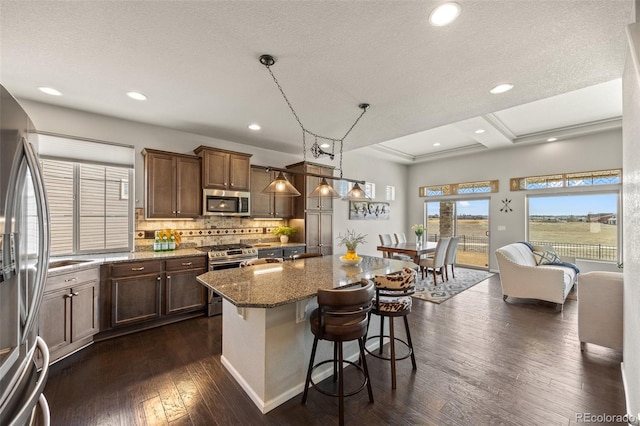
[0,85,51,425]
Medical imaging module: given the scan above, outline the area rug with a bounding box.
[412,267,495,304]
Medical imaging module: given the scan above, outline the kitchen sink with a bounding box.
[48,259,94,269]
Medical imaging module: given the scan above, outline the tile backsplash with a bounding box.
[134,208,287,251]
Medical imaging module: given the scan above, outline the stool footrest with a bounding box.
[365,335,413,362]
[307,359,369,398]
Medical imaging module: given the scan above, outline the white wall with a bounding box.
[406,130,623,271]
[622,17,640,422]
[17,99,303,209]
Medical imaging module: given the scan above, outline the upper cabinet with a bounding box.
[250,166,293,218]
[194,146,252,191]
[143,149,201,219]
[287,161,335,215]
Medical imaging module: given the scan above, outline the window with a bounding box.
[41,159,132,255]
[527,193,619,261]
[419,180,498,197]
[385,185,395,201]
[511,169,621,191]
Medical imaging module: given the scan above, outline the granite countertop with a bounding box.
[46,248,206,277]
[196,254,415,309]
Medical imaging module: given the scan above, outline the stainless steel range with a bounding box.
[196,244,259,316]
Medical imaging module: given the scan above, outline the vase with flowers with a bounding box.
[337,229,367,264]
[411,224,425,248]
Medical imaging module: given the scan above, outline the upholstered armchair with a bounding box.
[578,271,623,351]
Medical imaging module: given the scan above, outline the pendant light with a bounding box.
[342,182,371,201]
[308,177,340,198]
[261,171,301,196]
[259,54,370,200]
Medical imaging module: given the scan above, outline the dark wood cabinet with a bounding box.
[143,149,201,218]
[250,166,293,218]
[111,261,163,327]
[194,146,252,191]
[98,256,208,340]
[165,256,207,315]
[286,162,335,254]
[39,267,99,364]
[304,211,333,255]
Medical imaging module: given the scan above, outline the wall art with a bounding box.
[349,201,390,220]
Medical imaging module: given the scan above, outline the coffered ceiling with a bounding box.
[0,1,633,163]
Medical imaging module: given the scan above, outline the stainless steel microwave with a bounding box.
[203,189,250,216]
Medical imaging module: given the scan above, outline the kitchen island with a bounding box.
[196,254,415,413]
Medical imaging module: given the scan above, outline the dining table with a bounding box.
[376,241,437,264]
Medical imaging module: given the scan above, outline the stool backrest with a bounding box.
[290,252,323,261]
[239,258,283,267]
[371,267,416,295]
[316,281,374,338]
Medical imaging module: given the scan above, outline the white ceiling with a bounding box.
[0,1,632,164]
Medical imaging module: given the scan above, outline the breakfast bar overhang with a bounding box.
[196,255,415,413]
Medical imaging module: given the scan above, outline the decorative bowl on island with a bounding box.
[340,255,362,265]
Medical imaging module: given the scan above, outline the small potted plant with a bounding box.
[272,226,297,243]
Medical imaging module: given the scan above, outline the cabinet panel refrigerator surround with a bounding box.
[0,85,52,424]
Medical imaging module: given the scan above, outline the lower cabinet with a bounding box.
[110,260,163,327]
[258,245,306,260]
[39,267,99,364]
[165,257,207,315]
[99,256,208,338]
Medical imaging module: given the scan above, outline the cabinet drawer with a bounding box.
[110,260,162,278]
[258,248,284,259]
[165,256,206,271]
[47,267,99,292]
[283,246,305,258]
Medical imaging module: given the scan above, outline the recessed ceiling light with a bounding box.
[490,84,514,94]
[429,2,461,26]
[248,123,261,131]
[319,143,331,149]
[474,129,486,134]
[38,87,62,96]
[433,143,441,147]
[547,137,558,142]
[126,91,147,101]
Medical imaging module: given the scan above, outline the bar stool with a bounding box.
[364,267,417,389]
[302,281,375,426]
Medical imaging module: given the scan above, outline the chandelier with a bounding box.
[259,54,371,201]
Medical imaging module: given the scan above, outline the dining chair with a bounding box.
[379,233,411,261]
[419,237,450,283]
[239,258,284,267]
[444,236,460,281]
[394,232,407,244]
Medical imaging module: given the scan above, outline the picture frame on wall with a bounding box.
[349,201,390,220]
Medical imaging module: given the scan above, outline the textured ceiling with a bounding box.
[0,1,633,162]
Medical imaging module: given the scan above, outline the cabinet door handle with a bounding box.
[182,262,193,266]
[131,267,145,271]
[230,183,234,187]
[72,291,79,297]
[166,275,171,279]
[157,276,162,281]
[63,292,78,299]
[177,211,181,214]
[64,277,78,282]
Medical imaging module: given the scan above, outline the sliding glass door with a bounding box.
[425,198,490,269]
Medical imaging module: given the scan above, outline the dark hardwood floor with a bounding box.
[44,275,625,425]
